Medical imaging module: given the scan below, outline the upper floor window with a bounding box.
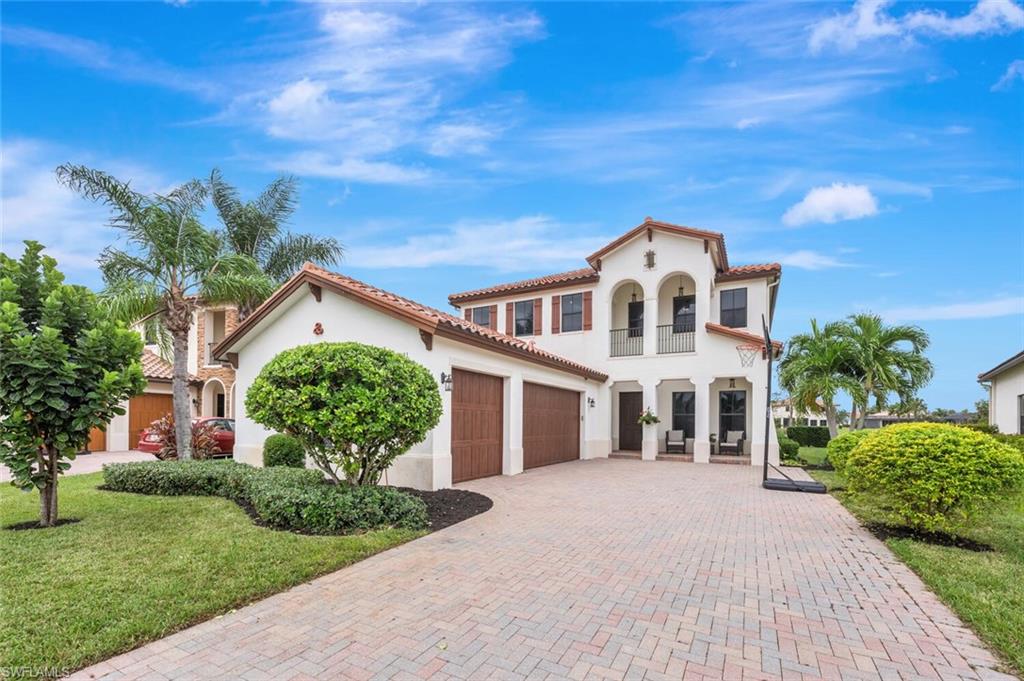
[720,288,747,328]
[561,293,583,332]
[471,307,491,327]
[514,300,535,336]
[672,295,695,333]
[627,300,644,337]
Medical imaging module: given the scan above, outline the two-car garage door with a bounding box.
[451,369,580,483]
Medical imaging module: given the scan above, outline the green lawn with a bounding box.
[809,467,1024,676]
[798,446,828,465]
[0,473,424,674]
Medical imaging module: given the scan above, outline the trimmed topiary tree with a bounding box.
[246,342,442,485]
[845,423,1024,532]
[263,433,305,468]
[778,435,800,461]
[825,429,874,476]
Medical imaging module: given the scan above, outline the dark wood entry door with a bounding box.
[523,383,580,469]
[618,392,643,451]
[451,369,504,483]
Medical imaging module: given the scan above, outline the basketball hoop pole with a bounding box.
[761,314,772,483]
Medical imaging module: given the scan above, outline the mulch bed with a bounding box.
[865,522,994,552]
[5,518,82,531]
[399,487,493,530]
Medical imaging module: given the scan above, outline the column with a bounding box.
[506,374,524,475]
[641,380,658,461]
[643,294,657,356]
[749,373,778,467]
[693,377,712,463]
[431,380,453,490]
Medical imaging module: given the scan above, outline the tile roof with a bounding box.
[215,264,608,382]
[586,218,729,270]
[448,267,599,305]
[140,348,198,382]
[705,322,783,355]
[715,263,782,282]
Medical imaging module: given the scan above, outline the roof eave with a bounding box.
[448,272,600,306]
[978,350,1024,381]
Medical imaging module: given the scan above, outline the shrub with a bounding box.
[246,342,442,486]
[778,436,800,460]
[962,423,998,435]
[992,433,1024,454]
[263,434,305,468]
[102,460,427,534]
[845,422,1024,532]
[786,425,831,447]
[146,414,219,460]
[825,429,875,475]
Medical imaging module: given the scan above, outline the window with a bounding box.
[561,293,583,332]
[720,288,747,328]
[672,295,696,333]
[514,300,534,336]
[471,307,491,327]
[1019,394,1024,434]
[672,392,695,437]
[627,300,644,337]
[719,390,746,437]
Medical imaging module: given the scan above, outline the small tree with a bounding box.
[247,342,442,485]
[0,242,145,526]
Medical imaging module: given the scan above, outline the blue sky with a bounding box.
[2,1,1022,410]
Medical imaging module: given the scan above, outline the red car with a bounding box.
[137,417,235,456]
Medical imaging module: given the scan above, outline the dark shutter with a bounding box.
[533,298,542,335]
[551,295,560,334]
[505,302,513,335]
[583,291,593,330]
[488,304,497,331]
[464,308,472,321]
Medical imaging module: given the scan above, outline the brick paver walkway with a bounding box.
[73,460,1012,681]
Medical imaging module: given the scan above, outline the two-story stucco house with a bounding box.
[213,218,783,490]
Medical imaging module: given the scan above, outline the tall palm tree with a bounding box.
[208,169,342,317]
[778,319,861,438]
[837,313,934,429]
[56,165,276,459]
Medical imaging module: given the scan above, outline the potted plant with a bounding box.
[637,408,660,426]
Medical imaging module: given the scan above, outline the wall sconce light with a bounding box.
[729,378,736,389]
[630,284,638,303]
[439,371,453,392]
[587,397,596,408]
[677,275,685,298]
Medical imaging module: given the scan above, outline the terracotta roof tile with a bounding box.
[140,348,198,382]
[705,322,783,354]
[715,263,782,282]
[448,268,599,305]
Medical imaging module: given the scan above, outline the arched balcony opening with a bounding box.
[202,379,226,418]
[609,281,645,357]
[656,273,697,354]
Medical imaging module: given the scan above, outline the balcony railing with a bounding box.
[657,325,695,354]
[610,328,643,357]
[206,340,223,366]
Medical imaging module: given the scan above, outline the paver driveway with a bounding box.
[74,459,1010,681]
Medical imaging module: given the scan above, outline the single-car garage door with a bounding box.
[129,393,174,449]
[523,382,580,469]
[451,369,504,483]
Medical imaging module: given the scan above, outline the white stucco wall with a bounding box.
[989,362,1024,434]
[227,289,601,490]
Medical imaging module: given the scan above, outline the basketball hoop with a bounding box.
[736,343,761,367]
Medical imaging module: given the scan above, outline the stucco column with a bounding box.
[748,373,779,467]
[643,294,657,357]
[693,377,713,463]
[641,380,658,461]
[431,382,454,490]
[507,374,524,475]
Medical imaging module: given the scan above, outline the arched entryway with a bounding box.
[202,379,227,418]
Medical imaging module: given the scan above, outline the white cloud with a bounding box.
[270,152,432,185]
[942,125,973,135]
[992,59,1024,90]
[738,249,853,270]
[810,0,1024,53]
[348,216,608,272]
[427,122,498,157]
[781,183,879,226]
[735,117,764,130]
[880,296,1024,321]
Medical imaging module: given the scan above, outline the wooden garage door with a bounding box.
[523,382,580,469]
[451,369,504,483]
[129,393,174,449]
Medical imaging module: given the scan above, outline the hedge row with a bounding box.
[102,460,428,534]
[785,425,831,447]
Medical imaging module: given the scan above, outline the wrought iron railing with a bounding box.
[657,325,695,354]
[610,328,643,357]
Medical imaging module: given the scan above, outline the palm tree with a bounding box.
[836,313,934,429]
[56,165,276,459]
[208,169,342,317]
[778,319,861,438]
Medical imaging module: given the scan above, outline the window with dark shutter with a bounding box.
[720,288,747,328]
[471,307,491,327]
[514,300,534,336]
[561,293,583,332]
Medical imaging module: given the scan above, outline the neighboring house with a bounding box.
[861,410,976,429]
[771,398,829,427]
[214,218,784,490]
[979,350,1024,434]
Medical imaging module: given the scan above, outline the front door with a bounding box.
[618,392,643,451]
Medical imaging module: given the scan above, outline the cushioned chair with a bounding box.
[665,429,687,454]
[718,430,745,456]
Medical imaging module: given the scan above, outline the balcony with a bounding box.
[657,325,695,354]
[610,328,643,357]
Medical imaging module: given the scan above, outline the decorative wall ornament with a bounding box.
[313,322,324,336]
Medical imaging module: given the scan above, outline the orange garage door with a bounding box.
[129,393,174,449]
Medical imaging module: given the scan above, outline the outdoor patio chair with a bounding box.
[718,430,745,456]
[665,429,687,454]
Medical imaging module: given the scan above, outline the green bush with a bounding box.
[845,422,1024,532]
[102,461,427,534]
[825,429,875,475]
[778,436,800,460]
[962,423,998,434]
[263,434,306,468]
[246,342,442,486]
[786,425,831,447]
[992,433,1024,454]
